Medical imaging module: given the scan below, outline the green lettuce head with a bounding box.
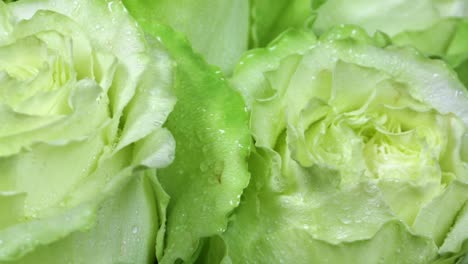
[201,27,468,264]
[0,0,175,262]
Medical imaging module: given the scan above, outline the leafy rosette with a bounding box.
[207,27,468,263]
[0,0,175,262]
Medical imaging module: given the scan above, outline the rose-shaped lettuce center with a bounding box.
[0,10,116,219]
[0,1,175,261]
[217,29,468,264]
[255,51,466,226]
[286,60,465,225]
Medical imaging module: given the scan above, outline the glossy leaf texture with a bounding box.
[122,2,252,262]
[0,0,175,261]
[199,27,468,264]
[123,0,250,75]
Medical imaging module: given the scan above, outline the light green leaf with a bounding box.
[116,9,251,260]
[151,25,250,264]
[6,171,165,264]
[393,19,468,88]
[250,0,313,47]
[123,0,249,75]
[311,0,468,89]
[312,0,468,36]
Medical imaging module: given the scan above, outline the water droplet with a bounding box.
[72,0,81,10]
[364,183,377,194]
[340,218,352,224]
[200,161,210,172]
[335,230,347,240]
[132,226,139,234]
[218,129,225,134]
[107,1,115,12]
[202,145,210,154]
